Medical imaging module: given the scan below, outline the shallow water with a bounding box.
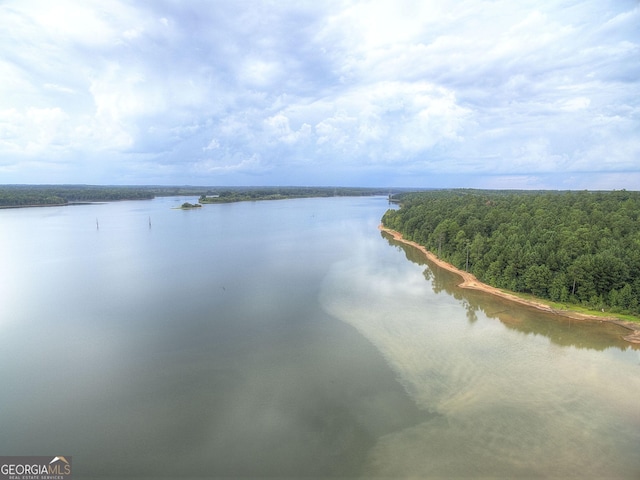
[0,196,638,478]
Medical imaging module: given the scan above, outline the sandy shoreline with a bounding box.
[379,225,640,344]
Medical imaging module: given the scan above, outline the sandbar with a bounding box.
[380,225,640,344]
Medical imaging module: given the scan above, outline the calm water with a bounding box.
[1,196,638,479]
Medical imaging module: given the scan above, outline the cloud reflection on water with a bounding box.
[319,234,640,478]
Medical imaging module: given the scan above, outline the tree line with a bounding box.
[0,185,393,207]
[382,189,640,316]
[200,186,391,203]
[0,185,158,207]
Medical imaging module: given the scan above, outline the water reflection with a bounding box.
[0,197,431,479]
[383,231,637,352]
[320,230,640,478]
[2,198,639,479]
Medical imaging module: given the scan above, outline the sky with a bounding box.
[1,0,639,189]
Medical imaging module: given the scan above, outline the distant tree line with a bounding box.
[0,184,394,208]
[0,185,155,207]
[382,189,640,315]
[199,186,390,203]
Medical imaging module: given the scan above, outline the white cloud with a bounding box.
[241,59,282,88]
[557,97,590,112]
[26,0,119,47]
[194,153,267,175]
[43,83,76,95]
[203,138,220,151]
[0,0,638,187]
[258,81,469,166]
[0,107,71,154]
[264,113,311,145]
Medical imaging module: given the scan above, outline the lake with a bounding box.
[1,196,638,479]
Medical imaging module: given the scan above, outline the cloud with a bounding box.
[0,0,638,187]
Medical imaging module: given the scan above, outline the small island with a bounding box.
[180,202,202,209]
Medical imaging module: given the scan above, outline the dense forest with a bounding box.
[382,190,640,316]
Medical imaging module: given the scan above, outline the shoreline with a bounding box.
[379,225,640,344]
[0,201,110,209]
